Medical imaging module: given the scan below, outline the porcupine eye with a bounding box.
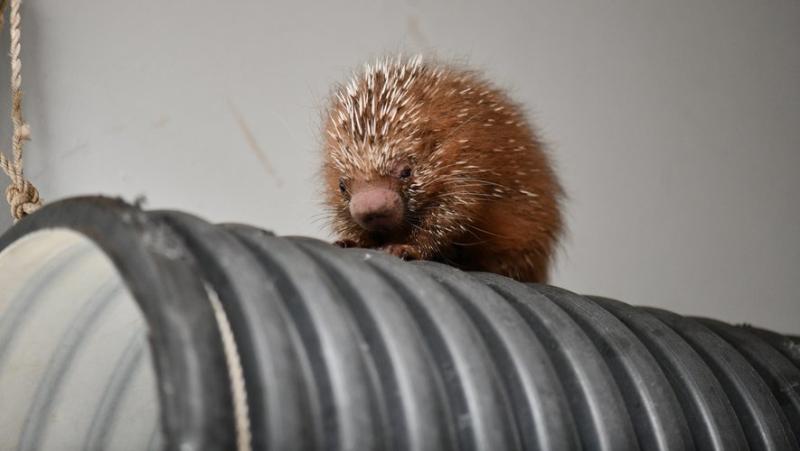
[400,167,412,178]
[338,179,347,195]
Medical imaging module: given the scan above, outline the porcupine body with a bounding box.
[321,55,564,282]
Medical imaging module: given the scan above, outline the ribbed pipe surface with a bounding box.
[0,197,798,451]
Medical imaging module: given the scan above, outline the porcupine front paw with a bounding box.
[379,244,422,261]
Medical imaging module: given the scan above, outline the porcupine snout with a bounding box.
[349,188,403,232]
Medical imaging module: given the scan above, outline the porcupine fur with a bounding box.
[320,55,564,282]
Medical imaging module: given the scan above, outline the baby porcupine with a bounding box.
[321,55,564,282]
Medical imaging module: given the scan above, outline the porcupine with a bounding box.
[320,55,564,283]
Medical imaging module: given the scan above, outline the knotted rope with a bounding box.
[0,0,42,221]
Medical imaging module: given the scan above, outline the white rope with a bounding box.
[204,283,252,451]
[0,0,42,221]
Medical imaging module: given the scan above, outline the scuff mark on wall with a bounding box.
[103,124,126,135]
[151,117,170,128]
[227,100,282,186]
[63,141,89,159]
[407,15,431,50]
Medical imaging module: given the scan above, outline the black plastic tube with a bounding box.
[0,196,797,451]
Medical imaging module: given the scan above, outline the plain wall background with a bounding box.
[0,0,797,333]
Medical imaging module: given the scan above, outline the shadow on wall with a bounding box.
[0,202,12,232]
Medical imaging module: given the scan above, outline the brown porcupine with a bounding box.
[320,55,564,283]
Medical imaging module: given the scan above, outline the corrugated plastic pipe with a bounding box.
[0,197,797,451]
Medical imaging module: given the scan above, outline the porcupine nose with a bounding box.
[349,188,403,232]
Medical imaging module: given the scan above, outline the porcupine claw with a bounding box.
[334,239,359,249]
[380,244,421,261]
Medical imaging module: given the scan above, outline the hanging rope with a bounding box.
[0,0,42,221]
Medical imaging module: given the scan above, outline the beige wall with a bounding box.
[1,0,798,332]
